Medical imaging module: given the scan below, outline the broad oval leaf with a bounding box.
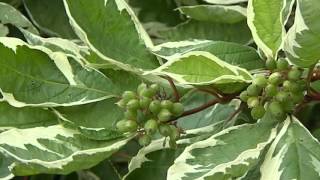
[284,0,320,67]
[247,0,294,59]
[64,0,159,70]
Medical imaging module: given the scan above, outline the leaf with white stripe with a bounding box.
[152,40,263,70]
[0,125,131,177]
[179,5,246,24]
[147,51,252,94]
[0,37,117,107]
[64,0,159,70]
[247,0,294,58]
[167,119,278,180]
[284,0,320,67]
[204,0,248,4]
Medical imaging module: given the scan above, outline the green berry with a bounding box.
[116,99,127,108]
[169,125,180,140]
[266,59,277,70]
[268,72,283,85]
[141,88,155,98]
[127,99,140,110]
[288,68,302,81]
[275,91,290,102]
[281,101,295,113]
[265,84,277,97]
[253,75,268,88]
[124,110,137,120]
[247,84,262,96]
[172,103,184,116]
[139,97,152,109]
[144,119,158,134]
[159,124,172,137]
[137,83,147,95]
[122,91,136,101]
[138,135,151,146]
[158,109,172,122]
[291,92,305,103]
[149,100,161,115]
[283,80,300,92]
[161,100,173,110]
[240,91,249,102]
[269,101,285,118]
[251,105,265,120]
[247,97,259,108]
[276,58,289,70]
[150,84,160,94]
[116,120,138,133]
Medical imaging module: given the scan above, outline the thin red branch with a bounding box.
[163,76,180,102]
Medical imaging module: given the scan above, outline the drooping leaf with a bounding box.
[284,0,320,67]
[0,125,131,177]
[23,0,77,39]
[0,37,117,107]
[0,154,13,180]
[0,24,8,36]
[147,51,252,94]
[204,0,248,4]
[152,40,264,70]
[64,0,159,70]
[247,0,294,58]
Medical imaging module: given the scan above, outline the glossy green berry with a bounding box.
[253,75,268,88]
[240,91,249,102]
[127,99,140,110]
[161,100,173,110]
[116,120,138,133]
[141,88,155,98]
[137,83,147,95]
[158,109,172,122]
[276,58,289,70]
[266,59,277,70]
[288,68,302,81]
[138,135,151,146]
[172,103,184,116]
[265,84,277,97]
[268,72,283,85]
[150,84,160,94]
[122,91,136,101]
[149,100,161,115]
[144,119,158,134]
[275,91,290,102]
[116,99,127,108]
[159,124,172,137]
[251,105,265,120]
[124,110,137,120]
[139,97,152,109]
[269,101,285,118]
[247,84,262,96]
[247,97,259,108]
[283,80,300,92]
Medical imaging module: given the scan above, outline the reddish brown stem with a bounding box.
[164,76,180,102]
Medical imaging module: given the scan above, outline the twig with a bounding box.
[307,64,316,94]
[163,76,180,102]
[198,88,222,99]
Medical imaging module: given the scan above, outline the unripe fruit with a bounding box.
[144,119,158,134]
[269,101,285,118]
[127,99,140,110]
[251,105,265,120]
[268,72,283,85]
[247,97,259,108]
[161,100,173,110]
[281,101,295,113]
[117,99,127,108]
[266,59,277,70]
[240,91,249,102]
[122,91,136,101]
[275,91,290,102]
[150,84,160,94]
[265,84,277,97]
[283,80,300,92]
[276,58,289,70]
[158,109,172,122]
[124,110,137,120]
[253,75,268,88]
[169,125,180,140]
[116,120,138,133]
[288,68,302,81]
[137,83,147,95]
[149,100,161,115]
[139,97,152,109]
[138,135,151,146]
[172,103,184,116]
[247,84,262,96]
[159,124,172,137]
[141,88,155,98]
[291,92,304,103]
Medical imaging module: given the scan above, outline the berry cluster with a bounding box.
[240,58,305,120]
[116,83,184,147]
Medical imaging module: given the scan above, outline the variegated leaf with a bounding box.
[152,40,263,70]
[284,0,320,67]
[203,0,248,4]
[146,51,252,94]
[247,0,294,58]
[64,0,159,70]
[0,37,117,107]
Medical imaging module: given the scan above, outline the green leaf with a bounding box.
[0,2,39,36]
[0,23,9,37]
[204,0,248,4]
[284,0,320,67]
[179,5,246,24]
[247,0,294,58]
[0,102,57,129]
[0,37,117,107]
[0,125,131,177]
[23,0,77,39]
[167,119,278,179]
[0,154,13,180]
[147,51,252,94]
[64,0,159,70]
[153,40,264,70]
